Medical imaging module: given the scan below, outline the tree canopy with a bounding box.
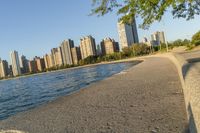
[91,0,200,29]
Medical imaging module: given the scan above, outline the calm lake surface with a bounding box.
[0,62,138,120]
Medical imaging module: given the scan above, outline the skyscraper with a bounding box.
[0,60,9,78]
[35,57,45,72]
[117,18,139,49]
[159,31,166,44]
[51,48,58,66]
[151,31,166,45]
[28,60,38,73]
[10,51,21,76]
[71,47,81,64]
[57,47,64,66]
[142,37,151,46]
[43,54,55,69]
[80,36,97,59]
[20,55,29,74]
[44,54,50,69]
[51,47,63,66]
[96,44,102,56]
[101,38,119,55]
[60,39,74,65]
[49,54,55,68]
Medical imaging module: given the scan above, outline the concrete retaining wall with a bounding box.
[161,53,200,133]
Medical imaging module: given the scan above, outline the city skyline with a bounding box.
[1,35,115,65]
[0,35,121,78]
[0,29,185,67]
[0,0,200,61]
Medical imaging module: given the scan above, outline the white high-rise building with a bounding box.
[0,59,9,78]
[151,31,166,45]
[10,51,21,76]
[159,31,166,44]
[57,46,64,66]
[117,18,139,49]
[60,39,74,65]
[51,47,63,66]
[80,36,96,59]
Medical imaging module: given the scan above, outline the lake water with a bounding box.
[0,62,138,120]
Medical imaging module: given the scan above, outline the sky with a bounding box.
[0,0,200,62]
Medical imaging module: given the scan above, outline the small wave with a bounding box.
[0,62,138,120]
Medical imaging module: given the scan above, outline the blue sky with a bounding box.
[0,0,200,62]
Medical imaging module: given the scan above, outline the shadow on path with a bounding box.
[182,57,200,80]
[188,103,198,133]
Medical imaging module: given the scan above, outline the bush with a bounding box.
[101,52,122,61]
[122,47,133,57]
[79,56,99,65]
[132,43,151,56]
[186,44,195,50]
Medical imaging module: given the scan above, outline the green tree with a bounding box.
[192,31,200,46]
[182,39,191,45]
[169,39,191,48]
[173,39,183,46]
[79,56,99,65]
[91,0,200,29]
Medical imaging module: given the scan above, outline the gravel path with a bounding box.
[0,57,188,133]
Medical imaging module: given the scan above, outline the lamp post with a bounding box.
[165,33,169,52]
[166,42,169,52]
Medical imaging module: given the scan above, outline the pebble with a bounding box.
[151,129,157,133]
[107,122,111,126]
[155,126,159,130]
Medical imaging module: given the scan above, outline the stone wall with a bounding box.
[161,53,200,133]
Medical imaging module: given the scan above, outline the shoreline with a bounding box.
[0,46,197,82]
[0,58,142,121]
[0,55,187,133]
[0,57,143,82]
